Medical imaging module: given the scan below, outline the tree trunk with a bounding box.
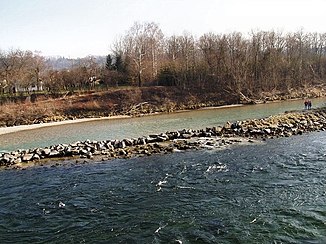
[138,72,142,87]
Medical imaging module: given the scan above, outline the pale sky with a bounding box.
[0,0,325,58]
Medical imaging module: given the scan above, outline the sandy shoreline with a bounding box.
[0,115,131,136]
[0,104,244,136]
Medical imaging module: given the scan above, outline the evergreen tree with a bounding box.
[105,54,113,70]
[115,54,125,73]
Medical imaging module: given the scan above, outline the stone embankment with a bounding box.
[1,108,326,169]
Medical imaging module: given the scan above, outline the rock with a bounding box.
[181,133,192,139]
[212,127,223,135]
[113,140,121,148]
[297,130,304,135]
[66,147,79,156]
[123,139,134,146]
[22,153,34,162]
[204,132,212,137]
[42,148,52,156]
[224,121,232,129]
[97,143,107,151]
[119,149,127,156]
[32,154,41,160]
[231,121,242,129]
[88,146,96,153]
[86,152,93,159]
[49,150,60,157]
[146,136,158,143]
[205,141,215,146]
[14,157,22,164]
[11,151,21,157]
[264,128,271,134]
[118,140,126,148]
[285,132,292,137]
[79,149,88,155]
[138,138,147,145]
[3,154,12,163]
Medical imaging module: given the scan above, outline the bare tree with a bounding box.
[114,21,164,87]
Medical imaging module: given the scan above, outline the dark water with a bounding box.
[1,131,326,243]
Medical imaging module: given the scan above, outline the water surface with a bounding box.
[1,131,326,243]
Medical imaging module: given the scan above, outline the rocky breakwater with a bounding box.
[0,129,248,169]
[222,108,326,138]
[1,108,326,169]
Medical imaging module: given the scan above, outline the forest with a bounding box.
[1,22,326,99]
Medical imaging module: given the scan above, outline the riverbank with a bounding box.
[0,115,131,136]
[0,85,325,129]
[0,86,239,128]
[0,104,246,136]
[1,106,325,169]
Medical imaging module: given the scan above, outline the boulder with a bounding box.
[42,148,52,156]
[79,149,89,155]
[49,150,60,157]
[32,154,41,160]
[86,152,93,159]
[123,139,134,146]
[118,140,126,148]
[3,154,13,163]
[263,128,271,134]
[22,153,34,162]
[181,133,193,139]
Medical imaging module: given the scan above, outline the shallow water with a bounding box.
[0,97,325,152]
[1,131,326,243]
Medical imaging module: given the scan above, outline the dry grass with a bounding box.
[1,85,321,127]
[0,101,54,126]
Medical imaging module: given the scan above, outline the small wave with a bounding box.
[206,163,228,173]
[154,223,168,234]
[59,201,66,208]
[156,174,172,191]
[179,165,187,174]
[157,180,167,186]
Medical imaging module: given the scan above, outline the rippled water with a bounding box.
[1,131,326,243]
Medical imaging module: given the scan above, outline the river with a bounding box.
[0,98,325,152]
[0,98,326,243]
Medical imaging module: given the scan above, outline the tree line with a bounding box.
[1,22,326,97]
[0,50,107,95]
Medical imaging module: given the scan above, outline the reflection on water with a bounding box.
[1,131,326,243]
[0,97,325,151]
